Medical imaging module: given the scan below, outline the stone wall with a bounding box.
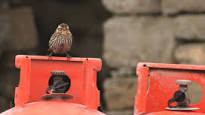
[0,4,38,112]
[102,0,205,114]
[0,5,38,112]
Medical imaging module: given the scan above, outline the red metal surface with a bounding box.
[146,111,205,115]
[0,100,105,115]
[134,63,205,115]
[14,55,102,109]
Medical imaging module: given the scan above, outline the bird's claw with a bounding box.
[48,52,53,57]
[65,53,71,61]
[65,52,71,58]
[47,52,54,60]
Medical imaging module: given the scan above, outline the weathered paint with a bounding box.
[0,101,105,115]
[134,62,205,115]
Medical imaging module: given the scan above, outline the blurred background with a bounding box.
[1,0,205,114]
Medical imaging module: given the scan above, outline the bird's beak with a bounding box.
[62,30,67,35]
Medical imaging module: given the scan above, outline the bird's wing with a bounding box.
[68,32,72,47]
[49,33,59,49]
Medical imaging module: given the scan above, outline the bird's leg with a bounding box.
[48,52,53,57]
[65,52,71,58]
[48,52,53,60]
[65,52,71,61]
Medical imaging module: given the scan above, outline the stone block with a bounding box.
[0,11,9,50]
[0,96,9,112]
[104,77,137,110]
[102,0,160,14]
[111,67,135,78]
[0,72,19,98]
[175,15,205,40]
[162,0,205,15]
[3,7,38,50]
[106,110,132,115]
[103,16,177,69]
[175,44,205,64]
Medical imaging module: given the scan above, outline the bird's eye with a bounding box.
[58,28,62,31]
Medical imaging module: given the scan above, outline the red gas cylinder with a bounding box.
[1,101,105,115]
[0,55,104,115]
[146,111,204,115]
[134,63,205,115]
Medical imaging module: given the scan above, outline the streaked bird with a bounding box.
[48,23,72,57]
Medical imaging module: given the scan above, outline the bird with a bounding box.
[48,23,72,57]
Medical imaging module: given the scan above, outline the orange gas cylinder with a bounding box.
[0,100,105,115]
[0,55,104,115]
[134,63,205,115]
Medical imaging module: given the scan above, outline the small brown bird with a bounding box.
[48,23,72,57]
